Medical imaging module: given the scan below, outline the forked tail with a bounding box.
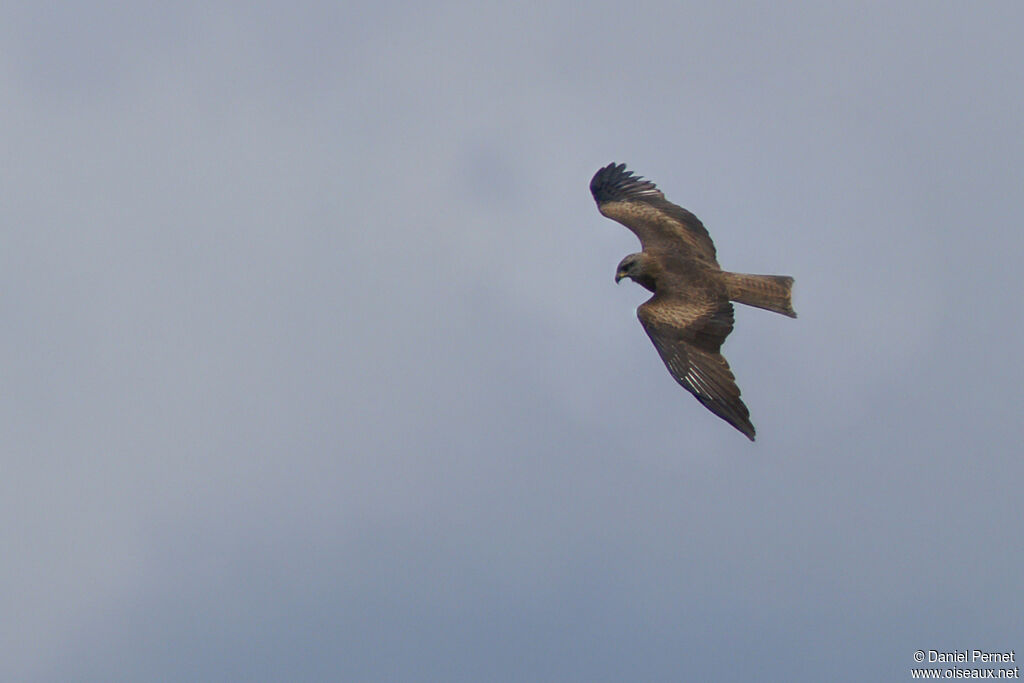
[721,272,797,318]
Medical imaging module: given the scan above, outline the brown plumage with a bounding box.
[590,163,796,441]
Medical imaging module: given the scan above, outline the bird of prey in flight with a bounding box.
[590,163,796,441]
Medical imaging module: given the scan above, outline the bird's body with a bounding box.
[590,163,795,441]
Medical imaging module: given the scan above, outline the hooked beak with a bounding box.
[615,271,626,284]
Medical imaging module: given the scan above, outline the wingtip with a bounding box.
[590,162,661,204]
[589,162,624,201]
[737,420,756,441]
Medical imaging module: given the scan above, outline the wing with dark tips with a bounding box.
[590,163,718,263]
[637,295,755,440]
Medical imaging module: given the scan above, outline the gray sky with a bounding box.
[3,2,1023,681]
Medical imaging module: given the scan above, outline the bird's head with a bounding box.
[615,252,659,292]
[615,253,639,283]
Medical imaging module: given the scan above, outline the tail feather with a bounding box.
[721,272,797,318]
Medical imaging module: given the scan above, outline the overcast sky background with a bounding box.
[3,2,1023,681]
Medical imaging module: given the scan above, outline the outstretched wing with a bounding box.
[590,162,718,264]
[637,295,755,440]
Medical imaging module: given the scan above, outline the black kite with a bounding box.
[590,163,796,441]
